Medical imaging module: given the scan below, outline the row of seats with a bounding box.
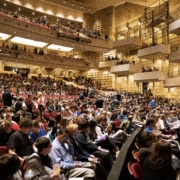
[127,144,143,180]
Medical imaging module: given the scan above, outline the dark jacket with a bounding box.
[76,132,98,154]
[24,153,52,180]
[68,135,91,161]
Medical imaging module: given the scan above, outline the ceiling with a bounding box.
[73,0,157,9]
[3,0,161,17]
[42,0,160,13]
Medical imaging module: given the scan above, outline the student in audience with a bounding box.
[95,115,127,144]
[24,137,61,180]
[0,154,22,180]
[8,118,34,163]
[135,131,155,163]
[29,120,46,142]
[66,123,109,180]
[5,112,19,131]
[88,119,118,158]
[143,141,176,180]
[76,120,114,173]
[2,86,14,107]
[49,127,96,180]
[0,120,14,146]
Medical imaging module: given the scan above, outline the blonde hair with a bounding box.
[66,124,78,133]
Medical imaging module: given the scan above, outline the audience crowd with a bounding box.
[0,71,180,179]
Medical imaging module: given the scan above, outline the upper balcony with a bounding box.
[169,18,180,35]
[164,77,180,88]
[169,48,180,63]
[0,12,113,53]
[137,44,170,59]
[110,64,141,76]
[99,60,117,68]
[113,37,142,53]
[133,71,167,82]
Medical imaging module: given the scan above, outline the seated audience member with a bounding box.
[145,116,172,139]
[143,141,176,180]
[88,119,119,158]
[0,120,14,146]
[145,117,159,133]
[33,113,47,131]
[157,113,169,131]
[135,131,155,163]
[0,154,22,180]
[46,118,58,141]
[66,123,109,179]
[6,112,19,131]
[29,120,46,142]
[0,108,5,123]
[120,114,136,134]
[76,120,114,173]
[66,123,97,163]
[24,137,61,180]
[15,97,26,113]
[8,118,34,162]
[96,115,128,143]
[136,131,180,172]
[49,127,96,180]
[157,114,177,138]
[132,110,146,127]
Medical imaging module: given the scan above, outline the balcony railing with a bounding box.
[169,48,180,63]
[113,37,142,52]
[164,77,180,87]
[99,60,117,68]
[0,47,90,70]
[133,71,167,82]
[137,44,170,59]
[110,64,141,76]
[169,18,180,35]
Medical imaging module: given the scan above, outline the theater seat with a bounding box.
[132,150,141,163]
[127,161,143,180]
[0,146,8,155]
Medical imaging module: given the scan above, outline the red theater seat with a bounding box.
[127,161,143,180]
[0,146,8,155]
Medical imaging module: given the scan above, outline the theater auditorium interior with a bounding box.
[1,0,180,179]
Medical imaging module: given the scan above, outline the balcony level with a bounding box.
[137,44,170,59]
[133,71,167,82]
[0,47,90,71]
[114,37,142,53]
[0,13,113,53]
[110,64,141,76]
[169,19,180,35]
[99,60,117,68]
[164,77,180,88]
[169,48,180,63]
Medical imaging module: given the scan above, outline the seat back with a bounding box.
[127,161,143,180]
[0,146,8,155]
[132,150,141,163]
